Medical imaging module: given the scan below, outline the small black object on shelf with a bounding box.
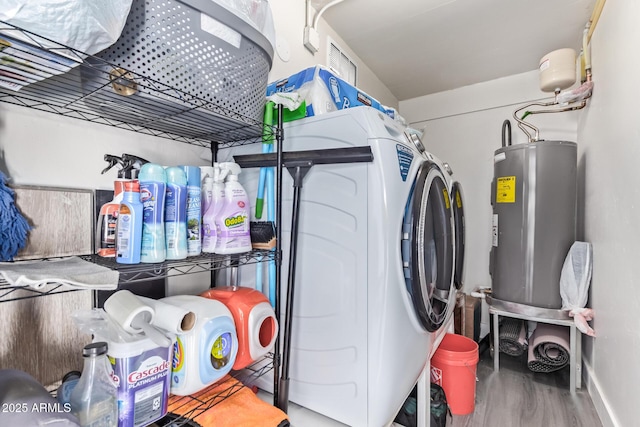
[250,221,276,250]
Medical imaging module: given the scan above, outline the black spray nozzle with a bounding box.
[121,153,150,179]
[101,154,125,177]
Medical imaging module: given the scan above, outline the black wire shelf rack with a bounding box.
[0,21,274,148]
[0,250,277,303]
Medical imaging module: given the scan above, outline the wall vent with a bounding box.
[328,37,357,86]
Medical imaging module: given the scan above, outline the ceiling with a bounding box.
[316,0,596,101]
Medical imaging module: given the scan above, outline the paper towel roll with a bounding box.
[103,290,154,334]
[139,296,196,334]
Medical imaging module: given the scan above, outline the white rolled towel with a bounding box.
[103,290,171,348]
[137,296,196,334]
[104,290,154,334]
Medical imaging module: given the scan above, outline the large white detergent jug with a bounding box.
[161,295,238,396]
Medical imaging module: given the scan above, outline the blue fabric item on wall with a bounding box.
[0,170,31,261]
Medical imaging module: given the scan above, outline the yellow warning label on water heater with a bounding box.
[443,188,450,209]
[496,176,516,203]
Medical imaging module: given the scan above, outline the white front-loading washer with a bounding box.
[398,133,464,425]
[220,106,455,426]
[404,131,463,320]
[404,136,465,371]
[424,154,466,293]
[449,178,466,291]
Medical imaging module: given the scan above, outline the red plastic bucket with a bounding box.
[430,333,479,415]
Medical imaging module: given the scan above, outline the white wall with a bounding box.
[576,1,639,426]
[268,0,398,109]
[400,71,579,337]
[1,105,206,189]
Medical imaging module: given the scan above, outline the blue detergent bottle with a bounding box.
[139,163,167,263]
[165,167,188,260]
[180,166,202,256]
[116,181,143,264]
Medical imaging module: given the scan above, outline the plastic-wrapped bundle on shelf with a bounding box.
[266,65,396,121]
[0,0,132,55]
[0,1,133,91]
[215,0,276,48]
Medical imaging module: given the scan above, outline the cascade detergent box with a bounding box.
[97,319,174,427]
[266,65,395,120]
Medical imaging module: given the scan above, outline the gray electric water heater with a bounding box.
[490,140,577,309]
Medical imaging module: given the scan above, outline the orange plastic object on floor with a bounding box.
[430,333,479,415]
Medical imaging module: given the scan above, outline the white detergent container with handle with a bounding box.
[93,313,173,427]
[215,162,252,254]
[161,295,238,396]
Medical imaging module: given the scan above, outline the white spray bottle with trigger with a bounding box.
[202,164,226,253]
[200,164,217,216]
[215,162,252,254]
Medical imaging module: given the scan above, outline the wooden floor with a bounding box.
[449,345,602,427]
[268,340,603,427]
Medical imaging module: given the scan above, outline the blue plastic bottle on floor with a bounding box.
[116,181,143,264]
[165,167,188,260]
[139,163,167,263]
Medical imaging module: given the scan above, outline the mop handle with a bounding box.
[256,101,275,218]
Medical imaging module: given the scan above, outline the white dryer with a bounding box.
[405,132,465,309]
[402,132,461,361]
[449,176,466,292]
[222,107,456,426]
[407,133,466,294]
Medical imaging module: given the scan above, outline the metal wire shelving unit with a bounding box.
[161,356,275,426]
[0,19,285,425]
[0,251,277,302]
[0,21,274,148]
